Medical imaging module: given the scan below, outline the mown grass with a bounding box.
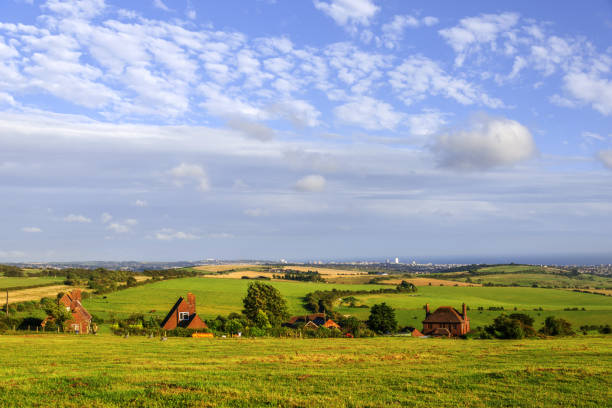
[0,276,63,289]
[81,278,612,328]
[0,335,609,407]
[83,278,375,320]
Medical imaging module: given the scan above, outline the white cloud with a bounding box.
[101,212,113,223]
[389,56,504,108]
[407,110,447,137]
[335,96,402,130]
[21,227,42,233]
[208,232,234,239]
[168,163,210,191]
[581,131,605,143]
[63,214,92,223]
[432,115,537,170]
[153,0,170,11]
[43,0,106,19]
[313,0,379,29]
[381,15,438,48]
[134,199,148,207]
[295,174,326,192]
[439,12,520,66]
[563,71,612,116]
[107,222,129,233]
[597,150,612,170]
[155,228,198,240]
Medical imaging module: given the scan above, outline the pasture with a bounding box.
[0,276,63,290]
[81,278,612,328]
[0,335,609,407]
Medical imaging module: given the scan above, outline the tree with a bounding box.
[366,302,398,334]
[242,282,289,326]
[540,316,573,336]
[253,310,271,329]
[42,300,72,330]
[485,314,531,339]
[396,280,417,292]
[225,319,243,335]
[126,276,137,287]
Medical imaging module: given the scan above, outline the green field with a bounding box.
[81,277,612,329]
[443,265,612,289]
[0,335,609,407]
[0,276,63,289]
[83,278,375,320]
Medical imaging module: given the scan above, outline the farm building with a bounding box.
[422,303,470,337]
[42,289,92,334]
[161,292,208,330]
[286,313,342,330]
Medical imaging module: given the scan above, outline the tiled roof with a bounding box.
[423,306,465,323]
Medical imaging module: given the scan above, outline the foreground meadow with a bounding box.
[0,335,609,407]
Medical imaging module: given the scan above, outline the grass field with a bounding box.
[81,278,612,329]
[83,278,375,320]
[0,276,63,289]
[0,335,609,407]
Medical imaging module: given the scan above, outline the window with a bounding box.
[179,312,189,321]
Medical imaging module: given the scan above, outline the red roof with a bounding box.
[423,306,466,323]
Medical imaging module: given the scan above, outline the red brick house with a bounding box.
[42,289,92,334]
[422,303,470,336]
[285,313,341,330]
[161,293,208,330]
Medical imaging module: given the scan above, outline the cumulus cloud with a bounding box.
[168,163,210,191]
[295,174,326,192]
[597,150,612,170]
[133,200,148,207]
[313,0,379,29]
[63,214,92,223]
[439,12,520,66]
[21,227,42,233]
[101,212,113,223]
[334,96,402,130]
[432,115,537,170]
[563,71,612,116]
[155,228,198,240]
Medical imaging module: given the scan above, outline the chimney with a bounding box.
[425,303,430,316]
[187,293,196,314]
[462,303,467,320]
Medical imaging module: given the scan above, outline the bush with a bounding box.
[540,316,574,336]
[485,314,536,339]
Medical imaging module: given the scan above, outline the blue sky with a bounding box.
[0,0,611,263]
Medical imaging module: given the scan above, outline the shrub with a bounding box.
[540,316,574,336]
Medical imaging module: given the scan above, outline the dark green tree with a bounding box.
[540,316,573,336]
[366,302,398,334]
[242,282,289,326]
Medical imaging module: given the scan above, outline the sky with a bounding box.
[0,0,611,264]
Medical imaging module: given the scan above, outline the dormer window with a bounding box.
[178,312,189,321]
